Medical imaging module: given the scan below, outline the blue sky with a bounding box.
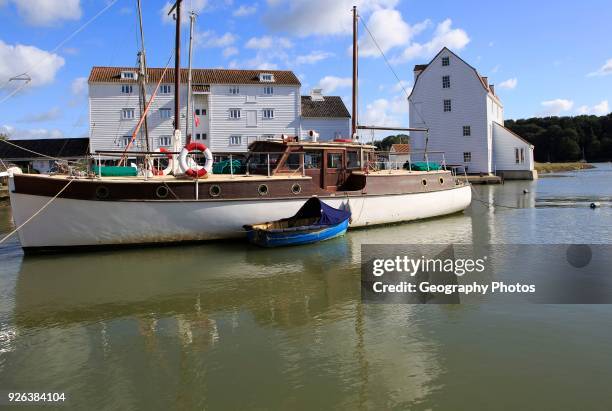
[0,0,611,139]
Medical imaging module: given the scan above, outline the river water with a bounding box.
[0,165,611,410]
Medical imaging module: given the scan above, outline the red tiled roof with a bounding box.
[88,67,301,86]
[390,144,411,153]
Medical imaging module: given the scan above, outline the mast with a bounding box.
[351,5,358,139]
[136,0,149,151]
[186,11,195,141]
[173,0,182,133]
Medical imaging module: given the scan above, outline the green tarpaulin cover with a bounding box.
[403,161,443,171]
[92,166,138,177]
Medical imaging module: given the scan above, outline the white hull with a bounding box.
[9,185,471,249]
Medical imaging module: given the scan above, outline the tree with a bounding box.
[0,133,8,141]
[374,134,410,151]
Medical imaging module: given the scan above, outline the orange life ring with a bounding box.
[179,142,213,178]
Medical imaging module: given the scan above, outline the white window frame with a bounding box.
[442,75,450,89]
[121,85,133,94]
[121,71,136,80]
[121,108,135,120]
[159,108,172,120]
[229,86,240,95]
[515,147,525,164]
[442,56,450,66]
[262,108,274,119]
[159,136,172,147]
[463,126,471,136]
[160,85,172,94]
[263,86,274,95]
[120,136,132,147]
[195,133,207,140]
[229,108,241,119]
[259,73,274,82]
[443,99,452,112]
[463,152,472,163]
[229,135,242,146]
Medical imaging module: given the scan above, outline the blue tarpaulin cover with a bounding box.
[293,197,351,226]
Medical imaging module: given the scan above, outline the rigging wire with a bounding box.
[358,16,410,100]
[0,0,120,104]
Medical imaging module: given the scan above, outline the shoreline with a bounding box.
[535,162,595,173]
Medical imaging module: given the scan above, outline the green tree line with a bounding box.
[505,114,612,162]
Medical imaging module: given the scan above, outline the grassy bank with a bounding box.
[535,162,595,173]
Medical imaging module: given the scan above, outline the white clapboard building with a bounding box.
[408,48,536,179]
[88,67,350,157]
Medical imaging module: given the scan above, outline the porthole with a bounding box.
[209,184,221,197]
[439,177,445,185]
[155,185,169,199]
[421,179,428,186]
[258,184,269,196]
[291,183,301,195]
[95,185,109,200]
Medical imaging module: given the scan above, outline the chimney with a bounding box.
[482,76,489,88]
[490,84,495,95]
[413,64,426,81]
[310,88,324,101]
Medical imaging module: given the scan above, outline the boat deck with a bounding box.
[38,173,314,183]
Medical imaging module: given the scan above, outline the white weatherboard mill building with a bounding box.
[88,67,350,157]
[409,48,536,179]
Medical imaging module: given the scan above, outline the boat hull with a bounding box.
[246,219,350,247]
[9,184,472,250]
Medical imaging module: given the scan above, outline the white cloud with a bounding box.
[0,124,66,140]
[6,0,81,26]
[263,0,399,37]
[539,99,574,116]
[160,0,208,24]
[497,77,517,90]
[577,100,609,116]
[392,80,411,93]
[245,36,292,49]
[295,51,334,65]
[71,76,87,95]
[0,40,65,88]
[222,46,239,58]
[317,76,352,94]
[587,58,612,77]
[195,31,237,48]
[490,64,500,73]
[359,10,429,58]
[362,94,408,128]
[394,19,470,63]
[233,4,256,17]
[18,106,61,123]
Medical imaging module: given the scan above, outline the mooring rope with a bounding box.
[0,178,75,245]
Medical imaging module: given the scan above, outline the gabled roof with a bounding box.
[409,47,502,106]
[301,96,350,118]
[390,144,411,153]
[88,67,301,86]
[493,122,534,147]
[0,138,90,160]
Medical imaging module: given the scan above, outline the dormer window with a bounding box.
[441,56,450,66]
[259,73,274,82]
[120,71,137,80]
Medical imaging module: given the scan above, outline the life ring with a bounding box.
[179,142,213,178]
[148,147,173,176]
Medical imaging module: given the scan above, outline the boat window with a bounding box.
[304,152,321,169]
[347,151,360,168]
[327,153,343,169]
[285,153,301,170]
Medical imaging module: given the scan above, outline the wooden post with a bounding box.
[351,6,358,139]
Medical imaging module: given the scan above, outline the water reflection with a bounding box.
[3,214,476,409]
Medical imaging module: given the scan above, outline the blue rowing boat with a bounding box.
[244,197,351,247]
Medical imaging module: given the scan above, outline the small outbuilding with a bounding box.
[0,138,90,173]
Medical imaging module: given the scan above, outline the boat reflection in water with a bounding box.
[6,213,473,409]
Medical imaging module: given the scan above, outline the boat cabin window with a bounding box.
[327,153,343,169]
[304,152,321,169]
[347,150,361,169]
[285,153,301,170]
